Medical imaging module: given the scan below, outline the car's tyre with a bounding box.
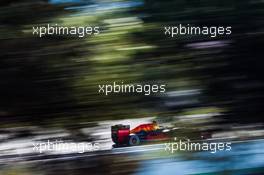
[129,134,140,146]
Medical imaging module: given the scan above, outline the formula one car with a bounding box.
[111,122,171,147]
[111,121,212,147]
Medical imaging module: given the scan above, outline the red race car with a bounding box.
[111,121,171,147]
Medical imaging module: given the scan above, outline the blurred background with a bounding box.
[1,0,264,174]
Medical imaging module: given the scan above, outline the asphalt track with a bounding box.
[1,138,264,164]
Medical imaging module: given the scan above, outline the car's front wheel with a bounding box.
[129,134,140,146]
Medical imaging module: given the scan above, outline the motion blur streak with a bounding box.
[0,0,264,174]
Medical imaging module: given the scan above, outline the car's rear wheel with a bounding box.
[129,134,140,146]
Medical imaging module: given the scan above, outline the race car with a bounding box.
[111,121,171,147]
[111,121,212,147]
